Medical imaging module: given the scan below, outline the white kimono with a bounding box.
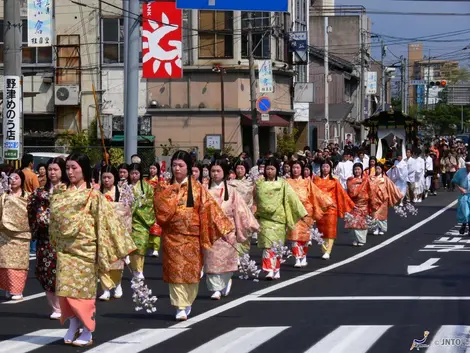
[387,159,408,196]
[415,157,426,195]
[425,156,433,191]
[334,160,354,189]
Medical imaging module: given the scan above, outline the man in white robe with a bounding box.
[405,149,417,203]
[425,149,434,197]
[387,155,408,205]
[334,151,354,189]
[415,149,426,202]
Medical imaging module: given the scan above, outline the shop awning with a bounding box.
[241,114,290,127]
[111,135,155,143]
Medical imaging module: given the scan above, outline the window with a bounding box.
[198,11,234,58]
[241,12,271,59]
[102,18,124,64]
[0,20,53,65]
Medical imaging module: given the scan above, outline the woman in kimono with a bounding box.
[229,159,256,256]
[27,157,67,318]
[0,170,31,301]
[98,166,133,301]
[255,158,307,279]
[205,159,259,300]
[117,163,129,188]
[287,160,334,268]
[49,154,136,347]
[128,163,156,279]
[154,150,234,321]
[363,157,377,177]
[369,163,403,235]
[313,159,355,260]
[346,163,372,247]
[145,163,163,258]
[452,160,470,235]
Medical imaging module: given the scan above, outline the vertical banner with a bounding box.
[366,72,377,95]
[142,1,183,79]
[3,76,22,160]
[257,60,273,93]
[27,0,52,47]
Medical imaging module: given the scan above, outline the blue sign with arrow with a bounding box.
[257,96,271,113]
[176,0,288,12]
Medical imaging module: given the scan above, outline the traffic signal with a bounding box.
[428,80,447,88]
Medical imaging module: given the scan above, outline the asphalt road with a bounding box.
[0,190,467,353]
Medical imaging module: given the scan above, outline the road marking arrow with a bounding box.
[407,258,440,275]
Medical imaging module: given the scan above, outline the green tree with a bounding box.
[276,128,298,157]
[422,104,470,135]
[449,66,470,83]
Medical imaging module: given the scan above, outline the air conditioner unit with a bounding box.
[55,85,80,106]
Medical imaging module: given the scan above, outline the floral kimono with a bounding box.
[0,192,31,295]
[313,176,354,255]
[49,187,136,332]
[28,187,55,292]
[286,177,334,260]
[346,177,372,245]
[228,177,255,255]
[154,177,233,309]
[369,175,403,232]
[205,183,259,293]
[255,178,307,274]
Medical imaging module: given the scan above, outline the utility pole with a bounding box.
[400,55,405,113]
[360,27,365,122]
[381,39,386,111]
[403,57,408,114]
[324,15,329,147]
[213,65,226,150]
[247,12,259,162]
[123,0,129,159]
[124,0,140,163]
[4,0,23,160]
[425,49,431,111]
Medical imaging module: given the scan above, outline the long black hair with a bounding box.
[264,157,280,180]
[171,150,194,207]
[128,163,145,194]
[352,162,364,176]
[320,159,335,180]
[149,162,161,179]
[289,159,304,178]
[233,159,249,178]
[44,157,67,191]
[209,159,230,201]
[8,169,26,197]
[66,153,92,188]
[100,165,120,201]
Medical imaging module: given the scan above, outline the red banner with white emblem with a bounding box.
[142,1,183,79]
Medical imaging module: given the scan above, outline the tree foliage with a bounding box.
[421,104,470,135]
[276,128,298,157]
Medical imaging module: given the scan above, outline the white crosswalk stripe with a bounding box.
[0,329,67,353]
[304,325,392,353]
[187,326,289,353]
[4,325,470,353]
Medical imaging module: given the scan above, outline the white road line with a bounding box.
[304,325,391,353]
[172,199,458,329]
[2,292,46,305]
[253,296,470,301]
[187,326,289,353]
[0,328,67,353]
[86,328,189,353]
[426,325,470,353]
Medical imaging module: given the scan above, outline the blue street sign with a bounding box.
[257,96,271,113]
[176,0,288,12]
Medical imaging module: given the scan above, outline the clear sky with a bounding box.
[335,0,470,66]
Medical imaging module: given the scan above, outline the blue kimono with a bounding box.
[452,168,470,223]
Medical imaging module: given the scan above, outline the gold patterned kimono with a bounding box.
[255,178,307,248]
[49,188,136,299]
[369,175,403,221]
[205,184,259,274]
[0,193,31,271]
[154,177,234,284]
[286,177,334,242]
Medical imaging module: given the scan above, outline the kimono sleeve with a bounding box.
[283,180,308,230]
[452,169,466,188]
[95,192,137,273]
[27,190,40,239]
[384,177,403,206]
[335,179,355,218]
[231,188,259,243]
[142,182,156,228]
[199,186,234,250]
[154,183,179,225]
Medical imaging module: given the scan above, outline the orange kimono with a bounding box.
[369,175,403,221]
[154,177,234,284]
[314,176,354,254]
[345,177,371,230]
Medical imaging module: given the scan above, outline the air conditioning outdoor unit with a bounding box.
[55,85,80,106]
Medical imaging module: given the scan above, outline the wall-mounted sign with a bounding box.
[206,134,221,150]
[3,76,22,160]
[27,0,52,47]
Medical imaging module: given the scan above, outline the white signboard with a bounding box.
[261,114,270,121]
[206,135,221,150]
[257,60,273,93]
[366,72,377,95]
[27,0,52,47]
[3,76,22,160]
[294,82,314,103]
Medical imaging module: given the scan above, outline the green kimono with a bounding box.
[255,178,307,249]
[131,181,156,255]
